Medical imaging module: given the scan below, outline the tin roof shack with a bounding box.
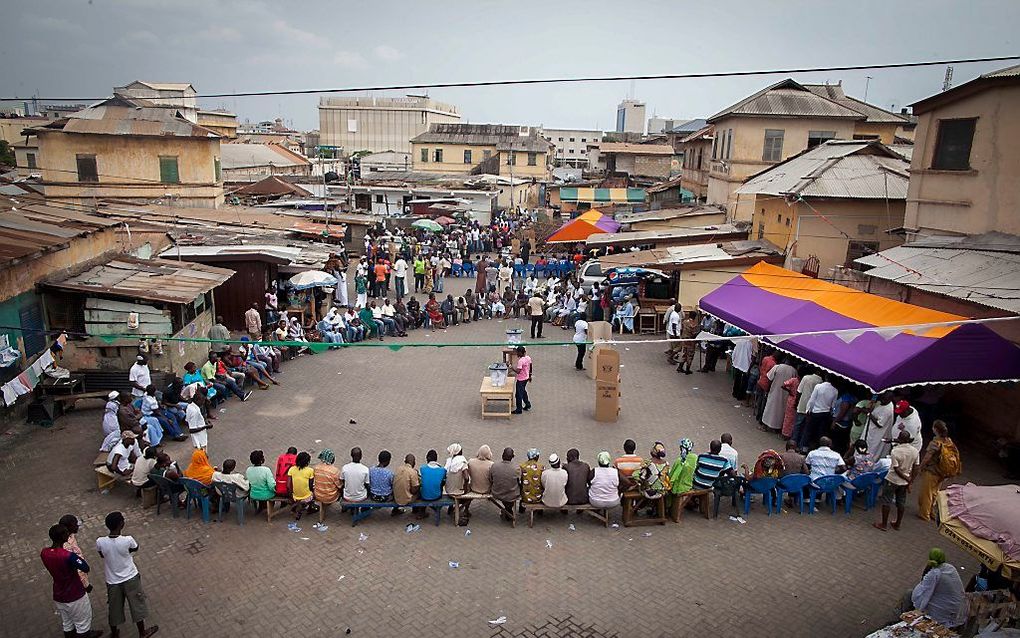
[39,256,233,374]
[0,197,169,382]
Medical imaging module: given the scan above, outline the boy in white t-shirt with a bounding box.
[95,512,158,638]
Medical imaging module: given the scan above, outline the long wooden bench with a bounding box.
[523,503,610,528]
[340,498,454,526]
[93,452,129,491]
[451,492,518,528]
[670,488,713,522]
[262,497,293,523]
[621,490,667,527]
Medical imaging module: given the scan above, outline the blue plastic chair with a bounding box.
[451,263,462,278]
[148,473,180,518]
[774,473,812,514]
[842,471,879,514]
[180,478,211,523]
[808,474,848,514]
[213,481,247,525]
[513,263,525,279]
[524,263,535,276]
[743,477,778,516]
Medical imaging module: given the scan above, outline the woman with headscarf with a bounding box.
[668,438,698,497]
[588,451,621,509]
[906,548,966,628]
[635,442,670,500]
[443,444,469,497]
[467,445,494,495]
[313,448,342,510]
[741,449,785,481]
[519,448,545,506]
[184,449,215,486]
[425,293,444,330]
[844,439,875,480]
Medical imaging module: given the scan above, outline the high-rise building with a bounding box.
[318,96,460,155]
[615,99,646,134]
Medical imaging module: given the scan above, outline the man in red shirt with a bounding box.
[373,259,388,298]
[40,523,101,638]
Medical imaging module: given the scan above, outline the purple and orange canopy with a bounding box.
[700,262,1020,391]
[545,210,621,244]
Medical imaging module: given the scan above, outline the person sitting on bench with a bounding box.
[368,451,398,513]
[541,453,569,508]
[589,452,621,509]
[419,449,446,504]
[313,449,341,511]
[107,431,141,477]
[245,450,276,511]
[564,449,591,506]
[393,454,422,518]
[286,452,315,520]
[212,458,250,497]
[341,447,370,504]
[489,447,520,523]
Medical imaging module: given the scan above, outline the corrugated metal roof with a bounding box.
[598,143,674,155]
[221,144,311,169]
[0,196,118,263]
[708,79,865,122]
[32,105,217,138]
[855,240,1020,313]
[410,124,552,152]
[615,205,725,223]
[667,118,708,134]
[982,64,1020,78]
[586,223,748,247]
[803,84,909,123]
[599,239,781,269]
[679,124,714,144]
[736,140,909,199]
[43,255,233,304]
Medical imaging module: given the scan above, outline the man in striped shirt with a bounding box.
[692,440,734,490]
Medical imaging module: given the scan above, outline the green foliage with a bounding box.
[0,141,14,168]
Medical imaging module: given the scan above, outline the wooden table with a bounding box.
[480,376,514,418]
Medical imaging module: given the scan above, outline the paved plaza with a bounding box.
[0,315,995,637]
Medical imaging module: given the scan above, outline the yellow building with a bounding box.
[678,124,713,202]
[738,140,908,277]
[197,109,238,139]
[24,96,224,208]
[707,79,910,221]
[410,124,551,179]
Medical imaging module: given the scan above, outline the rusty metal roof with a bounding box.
[0,195,119,263]
[708,79,865,122]
[803,84,909,124]
[42,255,233,304]
[30,105,218,138]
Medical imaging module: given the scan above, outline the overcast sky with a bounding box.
[2,0,1017,132]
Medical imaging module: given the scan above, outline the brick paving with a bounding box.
[0,311,995,637]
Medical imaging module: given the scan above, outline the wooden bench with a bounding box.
[262,497,293,523]
[452,492,518,528]
[523,503,610,528]
[95,465,131,491]
[621,490,667,527]
[670,488,713,522]
[340,498,454,526]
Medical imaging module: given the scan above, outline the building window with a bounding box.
[697,148,703,170]
[159,156,180,184]
[375,195,384,204]
[483,149,492,161]
[757,223,765,240]
[846,240,880,268]
[931,118,976,170]
[762,129,785,162]
[807,130,836,148]
[568,149,575,154]
[569,137,575,142]
[711,136,718,160]
[463,149,472,164]
[75,154,98,182]
[26,152,37,169]
[528,152,537,166]
[214,157,221,181]
[726,128,734,159]
[558,137,564,142]
[433,149,443,163]
[420,148,428,163]
[581,138,587,143]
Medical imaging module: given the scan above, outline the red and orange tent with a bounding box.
[545,210,621,244]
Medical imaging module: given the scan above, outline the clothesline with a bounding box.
[1,333,66,407]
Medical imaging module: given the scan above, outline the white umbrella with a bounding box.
[289,270,338,291]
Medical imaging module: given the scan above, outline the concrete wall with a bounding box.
[681,264,757,310]
[707,115,858,220]
[35,131,224,208]
[319,98,460,154]
[852,121,901,144]
[905,85,1020,237]
[752,196,904,274]
[410,142,548,178]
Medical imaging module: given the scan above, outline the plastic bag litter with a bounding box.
[312,523,328,532]
[728,515,746,524]
[568,524,575,531]
[641,532,652,537]
[488,616,508,626]
[464,529,471,537]
[405,523,421,534]
[287,522,301,532]
[448,561,459,569]
[358,532,368,542]
[545,539,553,549]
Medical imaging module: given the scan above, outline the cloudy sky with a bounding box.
[2,0,1016,132]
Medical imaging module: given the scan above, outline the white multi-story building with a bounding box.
[318,96,460,155]
[615,99,646,134]
[543,128,603,168]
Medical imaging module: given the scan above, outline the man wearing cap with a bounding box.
[128,355,151,399]
[874,430,920,532]
[893,400,924,454]
[106,431,141,476]
[540,454,569,508]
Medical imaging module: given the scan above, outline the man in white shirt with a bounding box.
[875,431,919,531]
[893,400,924,453]
[801,375,838,451]
[573,319,588,370]
[730,336,754,400]
[341,447,371,502]
[719,433,739,470]
[865,392,896,458]
[540,454,569,508]
[393,257,408,299]
[128,356,151,398]
[793,371,822,443]
[185,394,211,450]
[106,431,141,476]
[96,511,157,638]
[803,436,846,480]
[664,304,682,363]
[212,458,251,497]
[380,299,406,336]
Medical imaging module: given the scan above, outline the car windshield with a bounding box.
[585,263,602,277]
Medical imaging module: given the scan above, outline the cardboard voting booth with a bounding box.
[594,347,620,422]
[586,321,613,379]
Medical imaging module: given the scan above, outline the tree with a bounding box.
[0,141,14,168]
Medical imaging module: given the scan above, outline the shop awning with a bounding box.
[699,262,1020,391]
[545,210,621,244]
[558,187,645,203]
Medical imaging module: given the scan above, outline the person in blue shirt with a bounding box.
[419,449,447,501]
[368,451,395,504]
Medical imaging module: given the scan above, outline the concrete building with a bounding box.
[409,124,551,179]
[220,143,312,182]
[319,96,460,155]
[113,81,198,121]
[591,142,673,178]
[706,79,910,221]
[196,109,238,139]
[23,95,224,208]
[542,128,602,168]
[737,140,908,276]
[616,99,646,134]
[678,124,713,202]
[647,117,687,135]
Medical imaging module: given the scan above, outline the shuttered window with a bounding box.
[931,118,976,170]
[159,156,180,184]
[76,154,98,182]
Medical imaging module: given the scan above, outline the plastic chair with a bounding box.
[463,262,475,277]
[451,263,463,278]
[513,263,525,279]
[808,474,848,514]
[712,476,744,518]
[180,477,211,523]
[524,263,535,276]
[842,471,879,514]
[213,481,247,525]
[148,473,179,518]
[743,477,778,516]
[774,473,812,514]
